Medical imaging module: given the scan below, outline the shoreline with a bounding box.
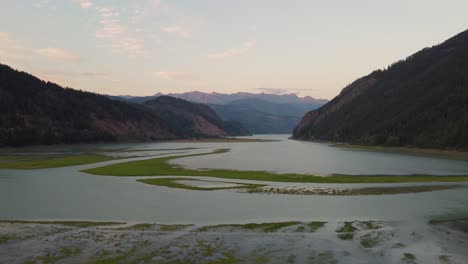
[0,136,279,151]
[291,138,468,161]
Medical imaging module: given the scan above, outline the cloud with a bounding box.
[81,71,119,83]
[209,40,257,59]
[161,25,190,37]
[35,48,81,63]
[95,6,145,56]
[74,0,93,9]
[153,71,195,81]
[0,32,28,63]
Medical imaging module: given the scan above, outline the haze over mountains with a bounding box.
[114,92,328,134]
[0,64,248,146]
[293,29,468,150]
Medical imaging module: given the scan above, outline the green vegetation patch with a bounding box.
[196,221,301,233]
[429,218,468,225]
[402,253,417,264]
[337,233,354,240]
[336,222,357,240]
[439,255,451,264]
[307,221,327,232]
[336,222,357,233]
[0,234,15,244]
[294,221,327,233]
[137,177,264,191]
[82,149,468,183]
[121,223,155,231]
[0,220,124,227]
[359,231,386,248]
[159,224,193,232]
[110,147,200,153]
[0,154,114,169]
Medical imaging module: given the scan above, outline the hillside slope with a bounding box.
[293,29,468,149]
[144,96,251,137]
[0,64,177,146]
[0,64,248,146]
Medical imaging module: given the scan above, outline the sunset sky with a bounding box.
[0,0,467,99]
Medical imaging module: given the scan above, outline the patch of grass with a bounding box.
[111,147,200,153]
[0,154,114,169]
[402,253,416,264]
[0,220,124,227]
[159,224,193,232]
[307,221,327,232]
[196,221,301,233]
[83,149,468,183]
[0,234,14,244]
[429,218,468,224]
[170,138,279,143]
[137,177,264,191]
[122,223,155,231]
[439,255,451,264]
[336,222,357,240]
[360,232,384,248]
[336,222,357,233]
[337,233,354,240]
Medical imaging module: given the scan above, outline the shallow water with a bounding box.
[0,135,468,224]
[174,135,468,175]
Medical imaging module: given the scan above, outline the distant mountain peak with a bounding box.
[153,91,327,105]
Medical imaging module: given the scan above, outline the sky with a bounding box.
[0,0,467,99]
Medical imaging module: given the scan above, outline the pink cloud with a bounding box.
[209,40,257,59]
[35,48,81,63]
[74,0,93,9]
[161,25,190,37]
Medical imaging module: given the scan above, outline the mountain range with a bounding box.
[293,29,468,150]
[0,64,248,146]
[113,92,327,134]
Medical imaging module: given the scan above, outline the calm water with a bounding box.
[1,135,468,224]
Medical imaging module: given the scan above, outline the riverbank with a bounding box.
[332,143,468,161]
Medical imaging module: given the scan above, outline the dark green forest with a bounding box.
[293,29,468,150]
[0,64,248,146]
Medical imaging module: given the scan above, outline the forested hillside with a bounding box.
[293,29,468,149]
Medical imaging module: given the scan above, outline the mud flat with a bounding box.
[0,220,467,264]
[245,185,462,195]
